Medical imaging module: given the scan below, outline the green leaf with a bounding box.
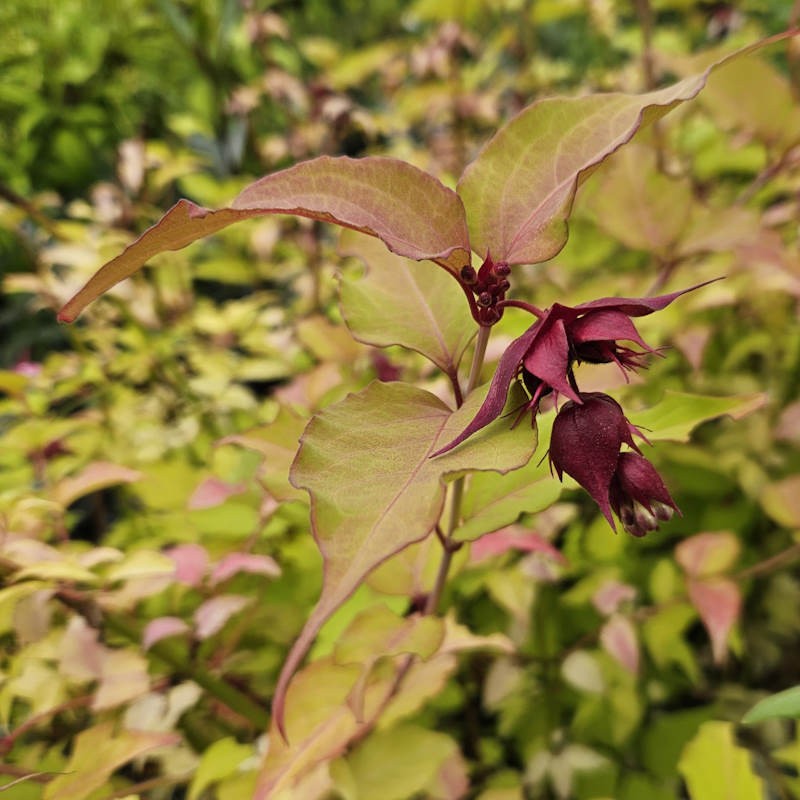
[43,722,178,800]
[275,380,534,736]
[220,405,308,502]
[458,33,793,265]
[338,228,475,377]
[585,143,693,255]
[188,737,254,800]
[343,723,467,800]
[58,157,471,322]
[678,721,765,800]
[743,685,800,724]
[628,391,765,442]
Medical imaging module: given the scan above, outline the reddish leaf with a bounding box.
[52,462,142,508]
[592,580,637,616]
[166,543,209,587]
[210,553,281,584]
[188,477,246,510]
[458,33,795,265]
[599,615,639,675]
[675,531,740,579]
[58,157,470,322]
[194,595,250,639]
[687,577,741,664]
[142,616,191,650]
[470,524,565,564]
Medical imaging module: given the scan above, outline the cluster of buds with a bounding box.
[434,281,711,536]
[460,253,512,326]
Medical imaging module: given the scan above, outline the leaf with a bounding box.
[52,461,142,507]
[343,724,467,800]
[338,228,475,376]
[165,543,209,586]
[687,578,741,665]
[58,157,471,322]
[454,410,559,542]
[678,721,765,800]
[628,391,766,442]
[220,405,308,502]
[275,380,534,737]
[760,474,800,528]
[458,33,794,265]
[188,477,246,509]
[585,143,693,255]
[142,616,191,650]
[43,722,178,800]
[188,737,254,800]
[210,553,282,584]
[470,524,565,564]
[675,532,740,579]
[743,685,800,724]
[194,595,251,639]
[599,615,639,675]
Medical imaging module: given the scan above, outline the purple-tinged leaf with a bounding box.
[599,615,640,675]
[338,228,475,377]
[194,595,250,639]
[470,525,565,564]
[273,380,534,738]
[142,616,191,650]
[675,531,740,579]
[592,580,637,616]
[165,543,209,587]
[210,553,281,585]
[58,157,470,322]
[458,33,796,266]
[188,477,246,510]
[52,461,142,508]
[687,578,741,665]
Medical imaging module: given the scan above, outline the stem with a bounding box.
[466,325,491,396]
[496,299,545,318]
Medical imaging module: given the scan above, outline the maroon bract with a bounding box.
[609,452,681,537]
[549,394,678,536]
[433,282,712,456]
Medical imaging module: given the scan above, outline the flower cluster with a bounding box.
[434,283,709,535]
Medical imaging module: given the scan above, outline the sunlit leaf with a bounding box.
[599,615,639,675]
[188,737,254,800]
[338,228,475,377]
[142,616,191,650]
[675,532,740,579]
[458,34,792,265]
[52,461,142,508]
[42,722,178,800]
[194,595,251,639]
[210,553,282,584]
[678,721,764,800]
[58,157,471,322]
[274,380,534,736]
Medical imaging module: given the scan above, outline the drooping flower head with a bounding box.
[548,393,680,536]
[433,281,713,457]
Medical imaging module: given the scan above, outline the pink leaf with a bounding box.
[166,543,209,587]
[470,524,565,564]
[599,615,639,675]
[58,157,471,322]
[592,580,637,616]
[52,461,142,508]
[188,477,246,510]
[675,531,740,579]
[194,595,250,639]
[687,578,741,664]
[210,553,281,584]
[142,616,191,650]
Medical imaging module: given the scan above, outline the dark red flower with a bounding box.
[433,282,713,456]
[548,393,679,536]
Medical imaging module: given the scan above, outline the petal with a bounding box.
[431,321,541,456]
[572,279,720,318]
[569,309,655,351]
[549,396,628,525]
[523,317,582,403]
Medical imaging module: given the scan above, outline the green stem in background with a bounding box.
[425,324,492,616]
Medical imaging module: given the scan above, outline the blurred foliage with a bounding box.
[1,1,800,799]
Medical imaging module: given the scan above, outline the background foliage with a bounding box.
[1,1,799,798]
